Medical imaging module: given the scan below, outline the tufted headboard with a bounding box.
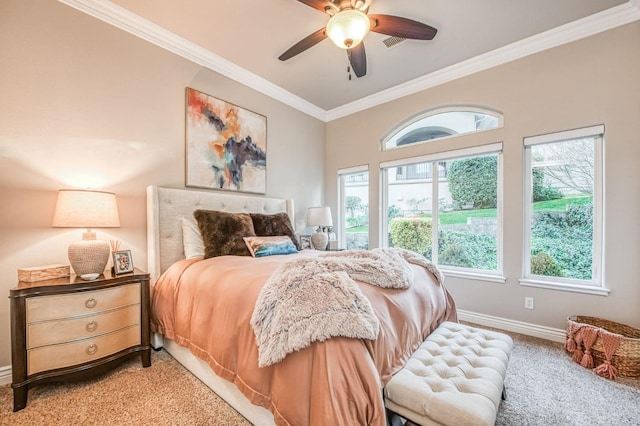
[146,185,294,285]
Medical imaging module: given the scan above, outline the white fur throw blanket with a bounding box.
[251,248,444,367]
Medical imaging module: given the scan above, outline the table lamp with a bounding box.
[52,189,120,279]
[307,207,333,251]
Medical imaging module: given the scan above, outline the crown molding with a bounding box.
[57,0,328,121]
[326,0,640,121]
[58,0,639,123]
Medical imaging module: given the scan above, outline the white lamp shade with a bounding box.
[307,207,333,227]
[326,9,371,49]
[52,189,120,278]
[52,189,120,228]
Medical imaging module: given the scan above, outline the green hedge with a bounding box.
[389,218,432,255]
[438,230,497,270]
[530,203,593,279]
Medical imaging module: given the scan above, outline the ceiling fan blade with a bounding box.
[347,42,367,78]
[369,14,438,40]
[278,28,328,61]
[296,0,334,13]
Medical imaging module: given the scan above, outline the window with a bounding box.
[382,106,502,150]
[381,144,503,279]
[338,166,369,250]
[522,125,605,294]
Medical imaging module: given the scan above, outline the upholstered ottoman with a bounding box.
[384,322,513,426]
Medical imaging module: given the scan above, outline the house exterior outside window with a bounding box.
[521,125,606,295]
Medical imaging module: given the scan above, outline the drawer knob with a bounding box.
[86,321,98,332]
[85,298,97,309]
[86,343,98,355]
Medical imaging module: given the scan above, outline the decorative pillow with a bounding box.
[193,210,256,258]
[181,217,204,259]
[250,212,301,250]
[243,236,298,258]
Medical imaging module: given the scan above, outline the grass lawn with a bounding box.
[532,195,592,211]
[436,209,496,225]
[346,195,593,231]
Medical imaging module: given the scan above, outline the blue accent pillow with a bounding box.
[243,236,298,258]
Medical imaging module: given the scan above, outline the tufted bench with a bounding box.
[384,322,513,426]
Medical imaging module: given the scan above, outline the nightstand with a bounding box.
[9,268,151,411]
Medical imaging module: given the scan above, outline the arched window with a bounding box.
[382,106,503,150]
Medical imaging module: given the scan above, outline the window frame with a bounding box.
[381,105,504,151]
[380,143,505,281]
[337,165,369,250]
[520,125,607,296]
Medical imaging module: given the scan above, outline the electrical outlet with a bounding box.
[524,297,534,309]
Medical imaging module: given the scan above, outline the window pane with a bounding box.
[343,171,369,250]
[386,164,433,260]
[382,149,502,275]
[529,139,594,280]
[437,155,498,270]
[384,109,501,149]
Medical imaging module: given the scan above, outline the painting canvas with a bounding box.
[186,87,267,193]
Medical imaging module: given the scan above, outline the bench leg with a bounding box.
[502,386,507,400]
[386,408,404,426]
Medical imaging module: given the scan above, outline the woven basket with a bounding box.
[566,315,640,377]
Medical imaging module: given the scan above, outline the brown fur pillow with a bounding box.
[193,210,256,258]
[250,212,301,251]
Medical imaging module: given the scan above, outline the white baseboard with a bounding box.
[457,310,566,343]
[0,365,11,386]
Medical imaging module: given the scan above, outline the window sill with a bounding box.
[442,269,506,284]
[519,278,610,296]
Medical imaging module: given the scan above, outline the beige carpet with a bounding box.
[1,328,639,425]
[0,350,250,426]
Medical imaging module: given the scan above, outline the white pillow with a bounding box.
[182,217,204,259]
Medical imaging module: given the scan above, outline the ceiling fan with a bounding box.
[278,0,438,78]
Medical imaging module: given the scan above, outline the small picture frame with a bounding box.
[299,235,312,250]
[113,250,134,275]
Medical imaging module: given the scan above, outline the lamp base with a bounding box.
[311,231,329,251]
[68,239,110,277]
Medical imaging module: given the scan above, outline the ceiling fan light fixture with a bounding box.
[326,9,370,49]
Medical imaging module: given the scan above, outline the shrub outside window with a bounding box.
[521,125,605,294]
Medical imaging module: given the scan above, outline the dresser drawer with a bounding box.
[27,324,141,375]
[27,304,140,349]
[26,283,140,323]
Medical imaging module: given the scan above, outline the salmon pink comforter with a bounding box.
[151,252,456,426]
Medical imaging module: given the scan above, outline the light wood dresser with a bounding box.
[9,269,151,411]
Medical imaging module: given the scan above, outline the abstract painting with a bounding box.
[186,87,267,194]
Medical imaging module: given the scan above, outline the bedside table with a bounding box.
[9,268,151,411]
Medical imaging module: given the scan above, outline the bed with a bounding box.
[146,185,457,425]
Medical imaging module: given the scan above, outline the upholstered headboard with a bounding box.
[146,185,295,285]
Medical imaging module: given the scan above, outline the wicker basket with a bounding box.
[566,315,640,377]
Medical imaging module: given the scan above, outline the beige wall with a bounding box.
[1,0,637,371]
[326,22,640,331]
[0,0,325,366]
